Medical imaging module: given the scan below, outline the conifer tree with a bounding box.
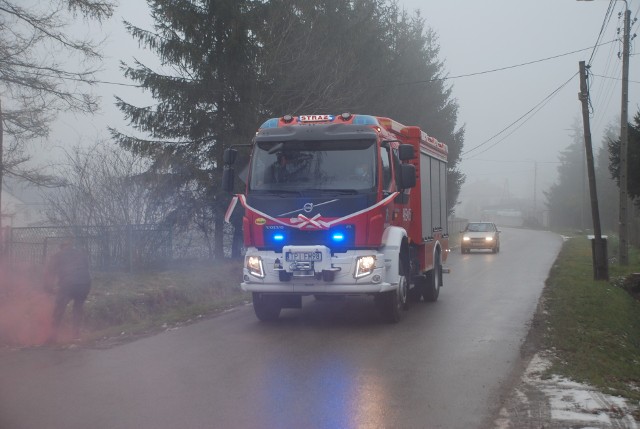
[609,111,640,206]
[112,0,261,258]
[256,0,464,215]
[545,126,590,229]
[114,0,466,257]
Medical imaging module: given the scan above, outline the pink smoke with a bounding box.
[0,261,55,346]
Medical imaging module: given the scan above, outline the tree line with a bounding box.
[3,1,638,258]
[545,112,640,246]
[0,0,464,257]
[109,0,466,258]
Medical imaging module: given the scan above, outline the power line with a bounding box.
[588,0,617,66]
[592,60,622,132]
[585,1,617,117]
[464,158,560,164]
[591,72,640,83]
[390,41,616,87]
[461,73,579,158]
[18,40,618,90]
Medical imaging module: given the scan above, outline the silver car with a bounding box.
[460,222,500,254]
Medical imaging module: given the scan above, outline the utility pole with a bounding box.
[0,98,3,256]
[579,61,608,280]
[533,161,537,215]
[618,7,630,265]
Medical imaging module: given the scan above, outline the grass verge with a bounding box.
[543,234,640,401]
[83,259,249,343]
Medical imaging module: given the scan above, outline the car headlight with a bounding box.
[245,255,265,278]
[355,255,376,278]
[463,236,470,241]
[485,236,493,242]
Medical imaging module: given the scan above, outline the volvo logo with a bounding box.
[277,198,339,217]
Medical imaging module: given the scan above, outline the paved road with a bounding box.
[0,228,562,429]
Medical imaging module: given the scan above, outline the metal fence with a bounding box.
[1,225,172,271]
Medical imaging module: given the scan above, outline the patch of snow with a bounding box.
[496,352,639,428]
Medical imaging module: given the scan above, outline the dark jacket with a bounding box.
[50,247,91,286]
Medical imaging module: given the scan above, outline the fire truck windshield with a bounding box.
[249,139,377,192]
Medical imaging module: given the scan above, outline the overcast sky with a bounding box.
[404,0,640,211]
[49,0,640,215]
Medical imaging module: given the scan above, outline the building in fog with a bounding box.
[457,179,545,228]
[1,181,48,228]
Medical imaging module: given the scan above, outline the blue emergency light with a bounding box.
[263,225,354,249]
[331,233,345,243]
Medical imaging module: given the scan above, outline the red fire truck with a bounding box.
[223,113,449,323]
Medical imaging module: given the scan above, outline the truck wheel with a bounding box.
[252,293,281,322]
[399,275,409,311]
[376,276,406,323]
[423,254,442,302]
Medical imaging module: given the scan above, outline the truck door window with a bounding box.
[380,147,392,190]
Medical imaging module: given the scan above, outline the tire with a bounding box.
[423,252,442,302]
[376,276,407,323]
[399,275,409,311]
[491,246,497,254]
[252,293,281,322]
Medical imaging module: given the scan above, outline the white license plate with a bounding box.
[285,251,322,262]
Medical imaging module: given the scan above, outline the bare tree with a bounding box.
[0,0,115,231]
[43,142,164,227]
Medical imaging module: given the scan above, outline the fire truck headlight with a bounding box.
[485,236,493,242]
[463,236,470,241]
[355,255,376,278]
[246,256,265,278]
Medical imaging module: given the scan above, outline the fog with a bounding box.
[44,0,640,220]
[404,0,640,219]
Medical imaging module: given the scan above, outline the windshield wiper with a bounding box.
[306,188,360,195]
[253,189,303,196]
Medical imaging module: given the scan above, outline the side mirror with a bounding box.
[397,164,416,189]
[398,144,415,161]
[223,148,237,165]
[222,166,235,193]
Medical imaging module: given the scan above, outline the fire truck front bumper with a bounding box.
[241,280,395,294]
[240,246,395,295]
